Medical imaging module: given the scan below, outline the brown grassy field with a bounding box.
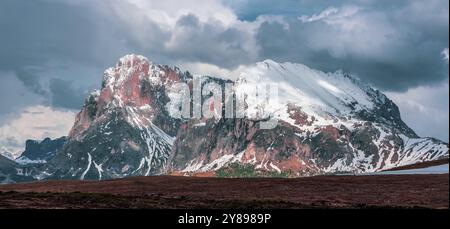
[0,174,448,209]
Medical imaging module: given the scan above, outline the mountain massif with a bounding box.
[1,54,448,182]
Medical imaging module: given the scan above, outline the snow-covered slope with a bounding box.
[0,148,15,160]
[234,60,415,135]
[169,59,448,175]
[238,60,377,119]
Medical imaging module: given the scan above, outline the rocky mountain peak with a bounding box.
[69,54,188,139]
[16,137,67,164]
[30,54,448,181]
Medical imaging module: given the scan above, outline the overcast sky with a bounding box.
[0,0,448,156]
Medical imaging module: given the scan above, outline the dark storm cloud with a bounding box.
[163,14,257,68]
[0,0,255,112]
[0,71,42,122]
[223,0,342,20]
[0,0,96,110]
[225,0,425,21]
[0,0,96,70]
[254,1,449,91]
[49,78,86,109]
[0,0,142,111]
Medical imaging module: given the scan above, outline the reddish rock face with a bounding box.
[168,116,322,177]
[68,108,95,139]
[287,104,315,126]
[69,55,184,139]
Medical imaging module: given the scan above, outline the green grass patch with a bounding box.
[215,163,290,178]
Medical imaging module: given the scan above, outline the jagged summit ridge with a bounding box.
[69,54,184,139]
[232,59,416,137]
[102,54,163,92]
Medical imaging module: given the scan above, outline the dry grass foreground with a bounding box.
[0,174,448,209]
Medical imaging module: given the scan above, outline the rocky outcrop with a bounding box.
[16,137,67,164]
